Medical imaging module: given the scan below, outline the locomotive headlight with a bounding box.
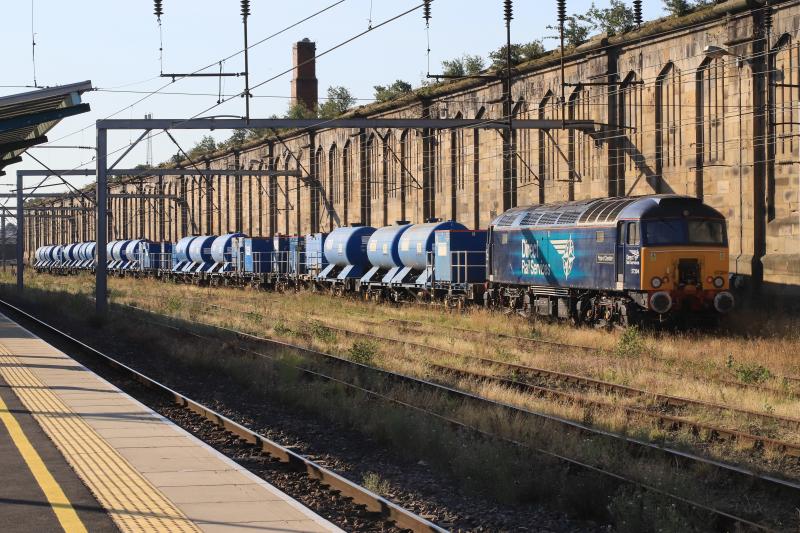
[650,276,662,288]
[713,276,724,288]
[650,291,672,314]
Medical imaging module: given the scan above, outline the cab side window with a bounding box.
[626,222,640,246]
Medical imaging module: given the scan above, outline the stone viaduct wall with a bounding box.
[27,0,800,294]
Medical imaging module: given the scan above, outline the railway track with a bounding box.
[98,298,800,526]
[0,297,447,533]
[10,284,800,530]
[177,299,800,456]
[381,316,800,398]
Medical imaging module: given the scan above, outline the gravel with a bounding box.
[6,297,606,532]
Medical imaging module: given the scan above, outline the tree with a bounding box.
[441,54,485,77]
[219,129,247,151]
[489,41,545,70]
[318,86,356,118]
[187,135,217,159]
[662,0,713,16]
[576,0,638,36]
[286,103,317,119]
[373,80,413,103]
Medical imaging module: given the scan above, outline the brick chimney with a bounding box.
[291,39,318,113]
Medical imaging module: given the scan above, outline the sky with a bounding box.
[1,0,667,201]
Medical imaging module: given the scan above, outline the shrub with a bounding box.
[348,340,378,365]
[309,321,336,344]
[362,472,390,495]
[615,326,644,358]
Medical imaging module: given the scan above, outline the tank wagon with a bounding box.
[361,222,411,298]
[31,195,735,327]
[317,225,375,294]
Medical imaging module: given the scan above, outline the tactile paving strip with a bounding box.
[0,344,201,533]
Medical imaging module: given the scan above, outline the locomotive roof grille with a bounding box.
[492,195,724,229]
[497,213,519,226]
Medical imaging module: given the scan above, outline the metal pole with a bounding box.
[16,171,23,291]
[2,212,5,272]
[96,127,108,316]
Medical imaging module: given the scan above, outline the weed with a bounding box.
[727,357,773,384]
[273,321,294,336]
[615,326,644,358]
[309,321,336,344]
[164,296,182,313]
[362,472,391,495]
[245,311,263,324]
[349,340,378,365]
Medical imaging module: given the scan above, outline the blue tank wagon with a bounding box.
[392,220,467,291]
[209,233,245,275]
[317,225,375,293]
[360,222,411,295]
[186,235,217,275]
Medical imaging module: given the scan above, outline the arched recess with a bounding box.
[399,130,410,222]
[383,130,395,226]
[472,106,485,229]
[268,154,280,236]
[655,62,682,194]
[328,143,339,231]
[449,112,464,221]
[696,57,726,199]
[342,140,352,226]
[619,71,643,196]
[538,91,559,204]
[768,33,797,221]
[313,146,324,233]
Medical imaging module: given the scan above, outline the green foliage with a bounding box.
[184,134,218,161]
[286,103,317,120]
[273,320,294,336]
[614,326,644,358]
[577,0,638,36]
[318,86,356,119]
[726,356,773,384]
[373,80,413,103]
[348,340,378,365]
[218,129,247,151]
[309,320,337,344]
[441,54,485,77]
[662,0,713,16]
[488,41,546,69]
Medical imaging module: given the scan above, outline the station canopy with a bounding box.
[0,81,92,175]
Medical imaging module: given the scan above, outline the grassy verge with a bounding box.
[2,275,798,530]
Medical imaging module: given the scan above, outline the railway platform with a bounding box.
[0,311,341,533]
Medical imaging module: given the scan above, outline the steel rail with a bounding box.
[0,297,446,533]
[103,296,800,496]
[384,317,800,399]
[192,299,800,439]
[106,301,786,532]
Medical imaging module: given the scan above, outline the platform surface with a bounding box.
[0,312,341,533]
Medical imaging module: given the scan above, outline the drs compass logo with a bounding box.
[551,236,575,279]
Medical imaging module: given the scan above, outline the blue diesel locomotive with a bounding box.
[32,194,735,326]
[486,195,733,326]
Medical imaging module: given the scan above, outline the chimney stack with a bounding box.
[291,39,318,113]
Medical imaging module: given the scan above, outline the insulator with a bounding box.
[423,0,432,24]
[240,0,251,19]
[557,0,566,26]
[633,0,642,27]
[153,0,163,19]
[504,0,513,23]
[763,6,773,34]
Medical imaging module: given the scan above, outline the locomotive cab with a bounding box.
[635,216,732,315]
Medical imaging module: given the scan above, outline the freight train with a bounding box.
[33,194,735,327]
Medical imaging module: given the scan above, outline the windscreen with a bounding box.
[642,219,726,246]
[687,219,726,244]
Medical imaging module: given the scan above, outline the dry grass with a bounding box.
[4,273,799,530]
[13,272,800,478]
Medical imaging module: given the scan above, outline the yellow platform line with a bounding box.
[0,394,87,533]
[0,344,201,533]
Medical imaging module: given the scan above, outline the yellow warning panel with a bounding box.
[0,346,200,533]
